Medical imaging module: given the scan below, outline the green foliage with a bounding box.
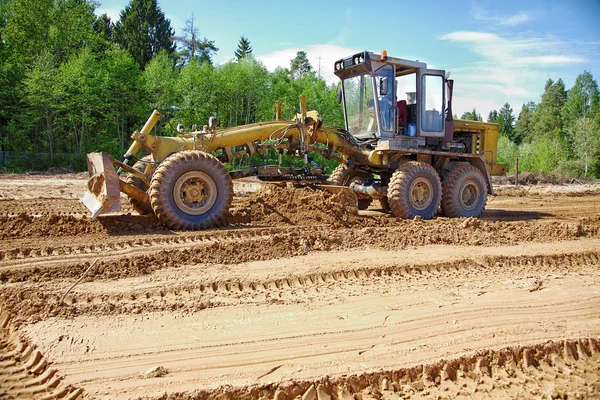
[113,0,175,69]
[234,36,252,60]
[514,102,535,144]
[460,108,482,121]
[497,102,515,141]
[497,135,518,171]
[143,49,179,113]
[290,51,312,78]
[0,0,596,178]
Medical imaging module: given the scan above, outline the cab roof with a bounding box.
[333,51,428,79]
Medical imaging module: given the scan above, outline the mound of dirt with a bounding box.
[229,185,360,228]
[0,213,168,239]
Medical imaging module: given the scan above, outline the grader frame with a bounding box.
[82,50,505,230]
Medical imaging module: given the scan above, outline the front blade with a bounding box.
[318,185,358,209]
[80,152,121,217]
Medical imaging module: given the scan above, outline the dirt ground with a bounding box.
[0,173,599,400]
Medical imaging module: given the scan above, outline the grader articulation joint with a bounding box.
[82,50,505,230]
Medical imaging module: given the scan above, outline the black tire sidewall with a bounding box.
[404,169,441,218]
[444,167,487,218]
[151,152,232,229]
[389,162,441,219]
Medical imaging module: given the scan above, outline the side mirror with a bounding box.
[379,77,389,96]
[336,85,342,104]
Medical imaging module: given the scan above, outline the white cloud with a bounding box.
[257,44,360,84]
[94,6,121,23]
[471,7,532,26]
[439,30,588,117]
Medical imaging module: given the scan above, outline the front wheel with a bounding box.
[149,151,233,230]
[387,161,442,220]
[441,164,487,218]
[329,164,373,210]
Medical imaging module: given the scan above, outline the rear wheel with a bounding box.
[125,156,156,215]
[149,151,233,230]
[329,164,373,210]
[387,161,441,219]
[441,164,487,218]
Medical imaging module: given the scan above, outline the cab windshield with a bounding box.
[342,74,377,138]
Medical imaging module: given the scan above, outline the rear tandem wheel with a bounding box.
[441,164,488,218]
[387,161,442,220]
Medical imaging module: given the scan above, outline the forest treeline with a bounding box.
[0,0,341,171]
[0,0,598,177]
[461,74,600,178]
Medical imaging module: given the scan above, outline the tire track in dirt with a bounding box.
[0,309,83,399]
[26,274,600,399]
[3,248,599,323]
[153,338,600,400]
[1,217,598,283]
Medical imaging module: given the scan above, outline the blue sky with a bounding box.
[96,0,600,119]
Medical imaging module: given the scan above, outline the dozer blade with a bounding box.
[318,185,358,209]
[80,152,121,218]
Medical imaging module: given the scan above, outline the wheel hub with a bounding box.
[409,177,433,210]
[174,171,217,215]
[459,181,480,211]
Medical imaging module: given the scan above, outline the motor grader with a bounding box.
[82,50,505,230]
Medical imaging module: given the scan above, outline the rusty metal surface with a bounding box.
[80,152,121,217]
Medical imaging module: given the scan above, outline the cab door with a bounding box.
[417,69,445,137]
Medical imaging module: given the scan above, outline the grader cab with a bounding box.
[82,50,505,230]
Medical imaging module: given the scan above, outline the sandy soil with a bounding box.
[0,174,599,399]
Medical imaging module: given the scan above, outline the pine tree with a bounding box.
[93,14,113,43]
[290,51,312,78]
[514,102,536,144]
[173,14,217,66]
[234,36,252,60]
[563,71,599,126]
[460,108,481,121]
[498,102,515,141]
[114,0,175,69]
[487,110,499,123]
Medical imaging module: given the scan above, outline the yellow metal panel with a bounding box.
[453,119,506,175]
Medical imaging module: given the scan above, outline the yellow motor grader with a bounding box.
[82,50,505,230]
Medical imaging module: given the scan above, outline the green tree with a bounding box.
[143,50,180,114]
[290,51,312,78]
[93,13,113,43]
[23,51,59,157]
[173,13,217,66]
[234,36,252,60]
[514,102,536,144]
[114,0,175,69]
[487,110,499,123]
[217,56,269,126]
[498,102,515,141]
[176,58,217,128]
[570,117,600,177]
[460,108,481,121]
[101,46,142,154]
[562,71,599,127]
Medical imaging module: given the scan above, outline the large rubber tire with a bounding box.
[125,156,156,215]
[441,164,488,218]
[388,161,442,220]
[149,150,233,230]
[329,164,373,210]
